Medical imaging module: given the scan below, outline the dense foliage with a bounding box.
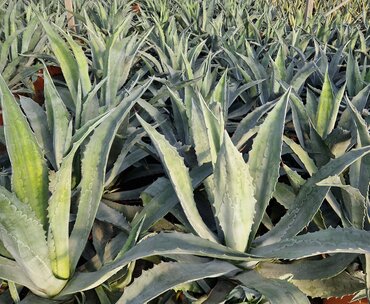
[0,0,369,303]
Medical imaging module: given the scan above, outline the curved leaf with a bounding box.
[292,271,365,298]
[235,271,310,304]
[257,254,357,280]
[60,232,254,296]
[117,261,237,304]
[252,228,370,259]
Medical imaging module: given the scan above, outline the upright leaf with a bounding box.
[347,99,370,198]
[214,132,256,251]
[316,70,344,138]
[0,76,48,227]
[44,67,71,168]
[48,113,111,279]
[39,18,79,101]
[248,90,290,242]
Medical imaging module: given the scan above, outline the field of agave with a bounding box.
[0,0,369,303]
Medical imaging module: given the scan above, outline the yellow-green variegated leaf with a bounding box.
[19,96,56,169]
[0,187,65,297]
[0,76,48,227]
[214,132,256,252]
[48,113,111,280]
[137,115,218,243]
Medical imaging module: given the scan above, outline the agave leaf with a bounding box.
[0,76,48,227]
[103,29,151,107]
[214,132,256,252]
[48,112,111,280]
[44,67,71,169]
[346,49,363,97]
[290,62,316,92]
[255,146,370,246]
[212,70,228,115]
[257,254,357,281]
[305,88,318,123]
[292,271,365,298]
[347,98,370,198]
[104,129,145,186]
[248,90,290,243]
[338,84,370,130]
[61,32,91,97]
[19,294,63,304]
[132,163,212,232]
[0,187,65,296]
[191,99,212,166]
[238,54,270,103]
[232,100,275,149]
[273,183,296,209]
[19,96,56,169]
[59,232,253,296]
[273,47,287,82]
[167,87,189,144]
[190,99,216,207]
[287,91,310,147]
[95,286,111,304]
[0,256,40,292]
[366,254,370,301]
[96,202,131,232]
[137,99,177,145]
[282,164,304,192]
[198,94,224,165]
[137,115,217,242]
[317,176,366,229]
[235,271,310,304]
[81,78,107,125]
[69,81,151,271]
[315,70,345,138]
[117,261,237,304]
[39,18,79,101]
[252,227,370,259]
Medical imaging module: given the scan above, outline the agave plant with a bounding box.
[117,77,370,302]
